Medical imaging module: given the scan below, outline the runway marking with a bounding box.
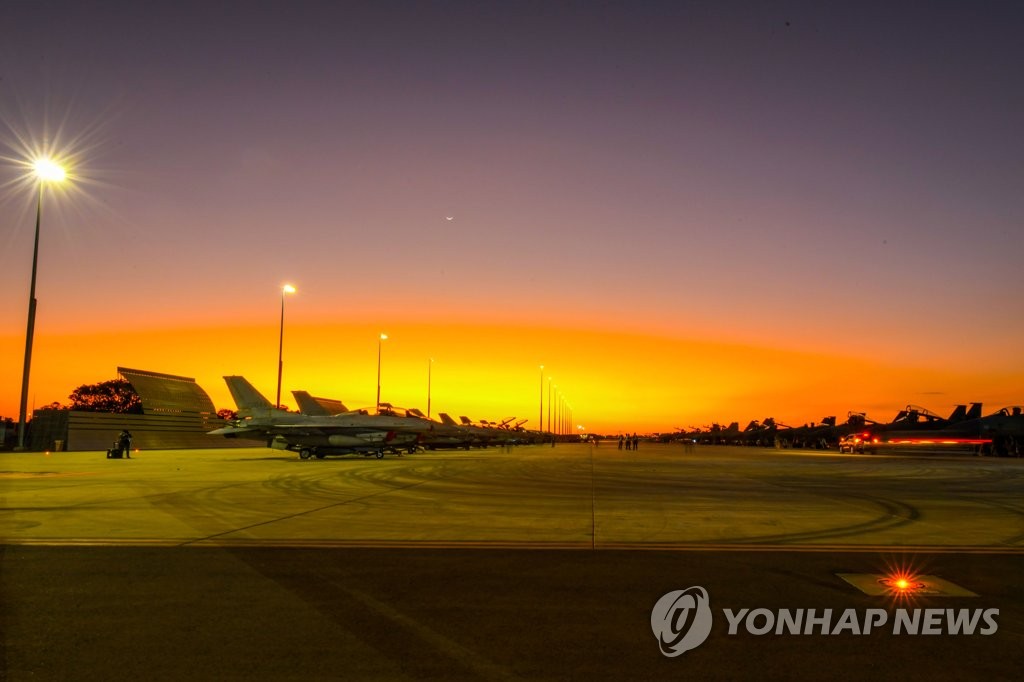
[7,538,1024,554]
[0,471,98,479]
[590,442,596,550]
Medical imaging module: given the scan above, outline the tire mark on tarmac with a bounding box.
[698,490,922,546]
[179,477,438,546]
[2,479,262,513]
[950,495,1024,546]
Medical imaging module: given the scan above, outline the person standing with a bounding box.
[118,430,133,458]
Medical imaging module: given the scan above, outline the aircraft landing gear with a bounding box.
[299,448,313,460]
[375,450,385,459]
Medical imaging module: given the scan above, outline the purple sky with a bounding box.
[2,1,1022,425]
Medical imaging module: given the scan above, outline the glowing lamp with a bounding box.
[33,158,66,182]
[880,572,924,594]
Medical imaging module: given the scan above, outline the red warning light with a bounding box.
[878,573,925,593]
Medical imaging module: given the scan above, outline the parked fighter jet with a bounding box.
[687,422,741,445]
[857,404,963,443]
[863,403,1021,455]
[209,376,430,458]
[437,413,502,447]
[775,417,837,450]
[734,417,785,447]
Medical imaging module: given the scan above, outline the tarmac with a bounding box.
[1,443,1022,680]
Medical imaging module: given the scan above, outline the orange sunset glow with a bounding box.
[2,316,1020,435]
[2,2,1023,438]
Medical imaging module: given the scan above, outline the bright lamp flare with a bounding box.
[879,572,924,594]
[282,284,296,294]
[33,158,66,182]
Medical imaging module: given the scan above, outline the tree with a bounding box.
[68,379,143,414]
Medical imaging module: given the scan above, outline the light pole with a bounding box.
[557,387,565,436]
[275,284,296,409]
[539,365,544,432]
[548,379,553,435]
[557,393,565,436]
[427,357,434,419]
[376,333,388,413]
[16,158,67,451]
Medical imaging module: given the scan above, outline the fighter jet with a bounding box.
[690,422,740,445]
[209,376,431,458]
[865,403,1022,456]
[436,413,500,447]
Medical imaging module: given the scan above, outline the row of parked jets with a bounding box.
[667,403,1024,456]
[208,376,548,459]
[211,375,1023,458]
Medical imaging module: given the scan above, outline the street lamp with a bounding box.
[539,365,544,433]
[16,157,68,450]
[376,333,388,413]
[427,358,434,419]
[275,283,296,409]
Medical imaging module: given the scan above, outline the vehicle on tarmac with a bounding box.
[838,433,872,454]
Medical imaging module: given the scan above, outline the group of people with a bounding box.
[617,434,639,451]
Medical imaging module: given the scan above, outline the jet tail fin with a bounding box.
[224,376,282,418]
[438,413,458,426]
[292,390,349,416]
[947,404,967,422]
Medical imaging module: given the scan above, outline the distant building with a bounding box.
[0,417,14,450]
[27,367,248,452]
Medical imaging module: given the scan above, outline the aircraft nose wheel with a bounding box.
[375,450,384,459]
[299,449,313,460]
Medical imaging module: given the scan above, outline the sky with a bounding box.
[1,0,1022,434]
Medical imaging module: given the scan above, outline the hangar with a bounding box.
[25,367,244,452]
